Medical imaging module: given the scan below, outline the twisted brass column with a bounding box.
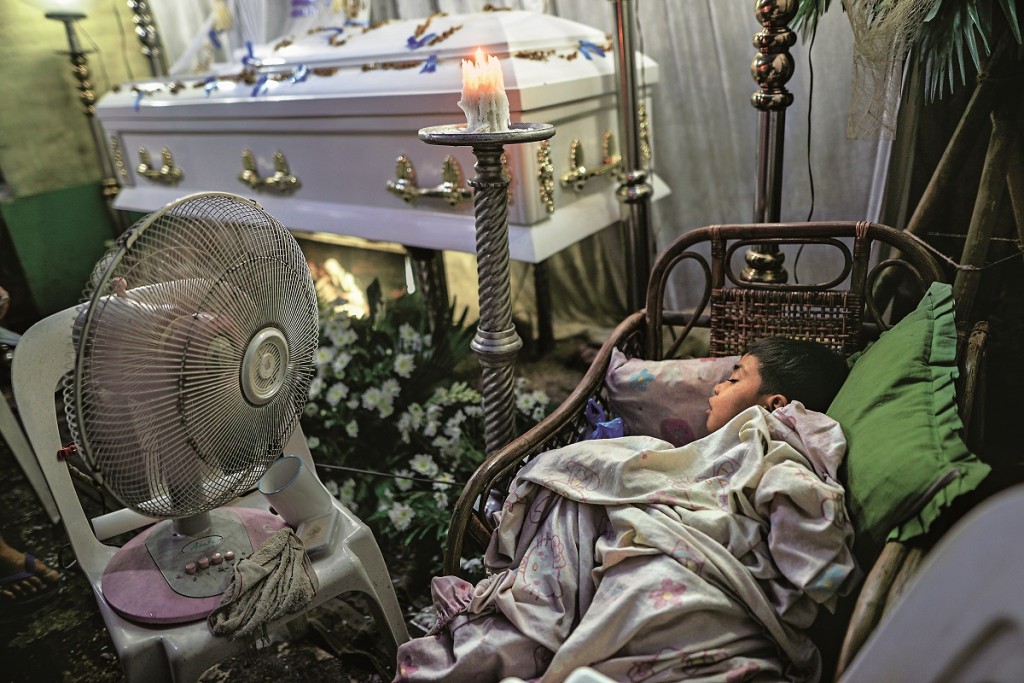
[419,123,556,454]
[127,0,167,77]
[743,0,797,283]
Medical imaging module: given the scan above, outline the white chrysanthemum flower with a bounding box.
[464,404,484,418]
[431,434,456,452]
[394,469,415,492]
[362,386,395,418]
[345,420,359,438]
[303,402,318,417]
[337,478,357,511]
[436,439,463,460]
[315,346,334,366]
[461,557,483,573]
[393,353,415,378]
[326,320,358,346]
[307,376,324,400]
[387,502,415,531]
[516,392,536,413]
[433,491,449,510]
[444,411,466,440]
[346,398,359,410]
[433,472,456,490]
[409,453,439,478]
[532,406,548,421]
[398,323,421,350]
[323,478,339,496]
[326,382,349,407]
[306,435,320,450]
[331,352,352,377]
[381,378,401,399]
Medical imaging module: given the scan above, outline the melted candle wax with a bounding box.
[457,48,510,133]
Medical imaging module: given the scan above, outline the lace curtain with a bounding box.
[146,0,891,327]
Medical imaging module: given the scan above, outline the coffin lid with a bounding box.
[261,9,610,69]
[95,10,659,118]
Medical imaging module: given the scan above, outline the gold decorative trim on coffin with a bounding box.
[559,131,622,192]
[110,136,128,178]
[536,140,554,214]
[237,149,302,194]
[385,155,472,207]
[137,146,183,185]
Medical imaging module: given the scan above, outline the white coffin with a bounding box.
[96,9,666,263]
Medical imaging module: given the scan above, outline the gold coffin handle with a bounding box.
[237,149,301,194]
[559,132,623,192]
[137,146,183,185]
[238,148,262,189]
[263,151,301,194]
[386,155,472,207]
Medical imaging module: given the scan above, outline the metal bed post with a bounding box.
[744,0,798,283]
[611,0,655,311]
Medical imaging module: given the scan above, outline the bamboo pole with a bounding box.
[952,101,1017,327]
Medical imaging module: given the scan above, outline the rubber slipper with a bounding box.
[0,554,60,611]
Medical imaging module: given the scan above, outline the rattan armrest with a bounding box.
[834,541,909,677]
[443,311,648,576]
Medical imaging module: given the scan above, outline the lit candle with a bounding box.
[458,48,511,133]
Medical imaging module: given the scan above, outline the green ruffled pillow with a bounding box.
[827,282,990,553]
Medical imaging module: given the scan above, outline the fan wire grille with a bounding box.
[66,194,318,518]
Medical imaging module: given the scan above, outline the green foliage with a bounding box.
[792,0,1023,101]
[918,0,1022,100]
[302,282,552,573]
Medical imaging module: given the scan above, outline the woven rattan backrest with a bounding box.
[645,222,945,360]
[709,289,862,356]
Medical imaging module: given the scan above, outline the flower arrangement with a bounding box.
[302,282,551,574]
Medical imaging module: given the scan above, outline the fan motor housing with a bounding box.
[241,326,290,406]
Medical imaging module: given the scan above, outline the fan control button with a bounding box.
[198,557,210,570]
[211,552,223,565]
[185,562,197,575]
[225,551,236,561]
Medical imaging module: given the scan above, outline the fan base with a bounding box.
[101,507,286,625]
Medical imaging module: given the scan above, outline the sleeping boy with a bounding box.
[395,337,858,683]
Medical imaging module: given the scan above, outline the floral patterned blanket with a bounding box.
[394,403,860,683]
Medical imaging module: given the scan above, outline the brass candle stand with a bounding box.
[47,11,124,233]
[419,122,556,454]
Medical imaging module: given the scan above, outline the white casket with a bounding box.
[96,9,666,264]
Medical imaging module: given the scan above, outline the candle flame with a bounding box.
[475,47,485,65]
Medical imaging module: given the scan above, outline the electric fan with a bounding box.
[65,191,318,624]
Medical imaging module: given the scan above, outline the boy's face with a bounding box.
[705,353,771,432]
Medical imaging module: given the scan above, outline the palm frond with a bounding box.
[996,0,1023,42]
[795,0,1023,102]
[792,0,838,38]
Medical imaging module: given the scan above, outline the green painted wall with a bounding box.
[0,0,150,196]
[1,182,114,316]
[0,1,151,318]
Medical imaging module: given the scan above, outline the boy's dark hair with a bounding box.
[745,337,849,412]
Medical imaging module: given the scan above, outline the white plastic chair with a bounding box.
[12,306,409,683]
[1,326,59,523]
[840,483,1024,682]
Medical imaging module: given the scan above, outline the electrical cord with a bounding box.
[792,20,818,284]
